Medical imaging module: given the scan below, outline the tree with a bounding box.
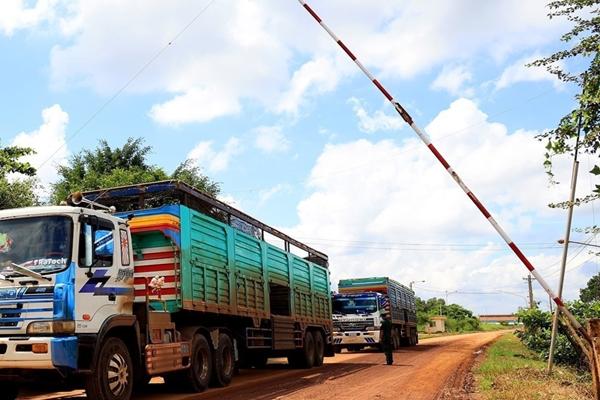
[580,272,600,302]
[51,137,220,204]
[0,142,38,209]
[530,0,600,208]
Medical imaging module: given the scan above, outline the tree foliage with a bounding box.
[0,142,38,209]
[531,0,600,206]
[51,137,220,204]
[516,301,600,368]
[580,272,600,302]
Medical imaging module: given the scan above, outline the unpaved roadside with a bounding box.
[21,330,507,400]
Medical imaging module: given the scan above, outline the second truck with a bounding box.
[332,277,417,352]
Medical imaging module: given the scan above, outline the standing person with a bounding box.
[380,311,393,365]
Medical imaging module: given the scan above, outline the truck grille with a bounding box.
[333,318,375,332]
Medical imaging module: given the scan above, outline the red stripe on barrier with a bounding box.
[427,144,450,169]
[134,263,176,273]
[508,243,535,271]
[337,40,356,60]
[467,192,492,219]
[373,79,393,101]
[554,297,565,307]
[303,4,321,22]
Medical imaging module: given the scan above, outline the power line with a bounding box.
[34,0,217,173]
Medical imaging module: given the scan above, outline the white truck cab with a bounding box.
[0,205,134,398]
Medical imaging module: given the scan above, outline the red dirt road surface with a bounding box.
[20,331,506,400]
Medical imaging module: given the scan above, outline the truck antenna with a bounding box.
[297,0,589,341]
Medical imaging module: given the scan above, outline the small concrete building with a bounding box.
[425,316,447,333]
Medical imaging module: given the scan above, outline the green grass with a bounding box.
[475,333,592,400]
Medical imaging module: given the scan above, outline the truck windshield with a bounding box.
[333,296,378,315]
[0,216,73,276]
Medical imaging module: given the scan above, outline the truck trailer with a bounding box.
[0,180,333,400]
[332,277,417,352]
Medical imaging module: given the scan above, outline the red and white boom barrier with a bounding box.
[297,0,587,337]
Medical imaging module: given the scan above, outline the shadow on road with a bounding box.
[181,362,378,400]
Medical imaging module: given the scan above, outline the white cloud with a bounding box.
[187,137,242,173]
[431,65,474,97]
[254,125,290,153]
[276,57,342,115]
[149,87,241,125]
[287,98,583,314]
[218,194,243,210]
[48,0,564,125]
[348,97,403,134]
[258,183,291,206]
[11,104,69,194]
[496,54,564,90]
[0,0,57,36]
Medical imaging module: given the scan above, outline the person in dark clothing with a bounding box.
[380,312,394,365]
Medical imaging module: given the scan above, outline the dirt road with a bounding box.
[20,330,507,400]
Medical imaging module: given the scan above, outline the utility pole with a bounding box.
[523,275,535,309]
[409,280,425,291]
[548,90,584,374]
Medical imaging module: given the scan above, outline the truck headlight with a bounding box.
[27,321,75,335]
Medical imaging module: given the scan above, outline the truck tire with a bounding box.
[211,333,234,387]
[288,330,315,368]
[313,331,325,366]
[85,337,133,400]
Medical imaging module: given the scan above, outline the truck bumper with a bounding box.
[0,336,78,370]
[333,330,380,346]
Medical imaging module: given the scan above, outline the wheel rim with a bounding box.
[195,346,209,379]
[107,352,129,396]
[222,346,233,376]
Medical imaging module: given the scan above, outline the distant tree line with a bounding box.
[416,297,481,333]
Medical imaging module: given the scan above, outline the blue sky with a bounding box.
[1,0,599,314]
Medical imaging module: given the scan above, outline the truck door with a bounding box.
[75,215,134,333]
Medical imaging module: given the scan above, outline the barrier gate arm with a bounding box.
[296,0,593,348]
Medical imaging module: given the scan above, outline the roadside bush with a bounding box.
[516,301,600,368]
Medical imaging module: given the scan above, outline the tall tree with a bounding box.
[531,0,600,208]
[580,272,600,302]
[51,137,220,204]
[0,142,38,209]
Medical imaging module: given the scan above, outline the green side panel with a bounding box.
[292,258,310,289]
[131,231,179,313]
[233,230,265,312]
[186,207,230,306]
[265,245,289,286]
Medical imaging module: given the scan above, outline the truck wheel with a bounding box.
[211,333,234,387]
[288,330,315,368]
[187,333,213,391]
[313,331,325,366]
[85,337,133,400]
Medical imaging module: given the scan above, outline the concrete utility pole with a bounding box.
[547,79,585,374]
[523,275,535,309]
[409,280,425,291]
